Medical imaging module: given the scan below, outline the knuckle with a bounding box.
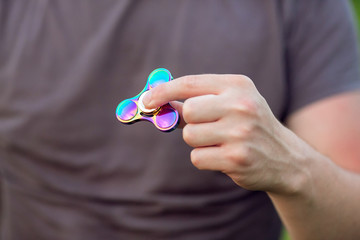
[227,75,254,88]
[181,75,199,90]
[229,125,253,141]
[239,75,255,87]
[228,128,243,141]
[229,173,246,185]
[243,99,258,114]
[225,145,250,166]
[232,98,259,117]
[226,76,260,117]
[182,100,194,123]
[225,76,242,88]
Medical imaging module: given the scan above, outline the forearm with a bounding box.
[268,127,360,240]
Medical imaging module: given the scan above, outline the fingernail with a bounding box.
[142,90,152,107]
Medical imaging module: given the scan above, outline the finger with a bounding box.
[183,123,224,147]
[182,94,227,123]
[190,146,235,172]
[143,74,226,109]
[169,101,186,129]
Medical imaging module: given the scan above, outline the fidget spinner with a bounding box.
[116,68,179,132]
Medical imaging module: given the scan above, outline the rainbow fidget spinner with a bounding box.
[116,68,179,132]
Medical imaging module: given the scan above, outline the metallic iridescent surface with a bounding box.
[116,68,179,132]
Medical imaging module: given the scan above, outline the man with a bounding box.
[0,0,359,239]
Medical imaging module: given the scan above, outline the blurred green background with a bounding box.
[352,0,360,29]
[354,0,360,37]
[280,1,360,240]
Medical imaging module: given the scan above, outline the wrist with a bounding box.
[269,126,319,197]
[269,124,341,201]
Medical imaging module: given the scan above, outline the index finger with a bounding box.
[143,74,226,109]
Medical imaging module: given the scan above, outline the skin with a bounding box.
[143,74,360,240]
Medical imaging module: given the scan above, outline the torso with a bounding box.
[0,1,286,239]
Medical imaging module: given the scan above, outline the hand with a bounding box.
[143,74,308,195]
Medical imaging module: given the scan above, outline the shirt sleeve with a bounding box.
[284,0,360,115]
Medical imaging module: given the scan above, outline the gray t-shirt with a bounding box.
[0,0,359,239]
